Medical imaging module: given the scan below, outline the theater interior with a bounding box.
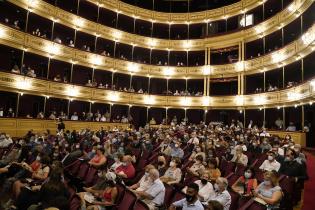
[0,0,314,209]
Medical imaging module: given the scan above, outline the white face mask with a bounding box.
[169,161,176,167]
[36,156,41,161]
[268,155,274,161]
[214,183,219,191]
[244,172,252,179]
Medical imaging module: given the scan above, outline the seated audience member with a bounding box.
[207,177,231,210]
[169,183,204,210]
[88,147,107,168]
[189,145,206,162]
[53,74,61,82]
[109,153,124,171]
[259,151,281,172]
[182,172,215,202]
[0,144,21,168]
[231,146,248,166]
[188,132,199,145]
[24,169,69,210]
[149,118,156,125]
[279,149,308,181]
[155,155,168,176]
[129,164,155,192]
[260,138,272,153]
[115,155,135,179]
[205,158,221,182]
[207,200,224,210]
[232,167,258,196]
[70,112,78,121]
[293,144,306,164]
[78,172,118,210]
[187,155,205,177]
[170,141,184,159]
[11,64,20,74]
[160,158,182,185]
[12,155,51,199]
[0,133,13,148]
[252,171,282,208]
[247,139,262,154]
[286,122,296,132]
[135,168,165,209]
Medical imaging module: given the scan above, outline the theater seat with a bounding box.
[77,162,90,180]
[83,166,98,186]
[133,199,150,210]
[116,188,137,210]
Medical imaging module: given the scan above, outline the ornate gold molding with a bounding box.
[1,72,314,110]
[0,23,314,78]
[9,0,313,50]
[90,0,260,24]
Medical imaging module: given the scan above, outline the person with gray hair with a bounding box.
[206,177,231,210]
[135,168,165,210]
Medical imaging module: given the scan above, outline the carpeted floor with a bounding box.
[301,152,315,210]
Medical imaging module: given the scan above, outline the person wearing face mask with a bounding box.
[232,167,258,196]
[187,155,205,177]
[293,144,306,164]
[170,183,204,210]
[279,149,308,181]
[135,168,165,210]
[231,146,248,166]
[129,164,155,192]
[252,171,282,208]
[170,141,184,159]
[207,177,231,210]
[182,172,215,202]
[189,146,206,161]
[115,155,135,179]
[259,151,281,172]
[155,155,167,176]
[160,158,182,185]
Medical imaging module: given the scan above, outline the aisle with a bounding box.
[302,152,315,210]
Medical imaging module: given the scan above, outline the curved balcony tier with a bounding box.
[0,23,314,78]
[0,71,314,109]
[9,0,312,50]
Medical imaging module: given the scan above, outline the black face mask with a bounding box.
[158,161,164,166]
[185,194,195,203]
[201,179,208,185]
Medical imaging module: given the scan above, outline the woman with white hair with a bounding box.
[78,171,118,210]
[207,177,231,210]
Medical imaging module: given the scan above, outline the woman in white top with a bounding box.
[160,158,182,185]
[129,164,155,191]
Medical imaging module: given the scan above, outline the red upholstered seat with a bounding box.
[116,188,137,210]
[134,199,150,210]
[77,162,90,180]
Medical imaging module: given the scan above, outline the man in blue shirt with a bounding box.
[169,183,204,210]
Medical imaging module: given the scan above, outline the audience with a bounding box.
[0,117,310,210]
